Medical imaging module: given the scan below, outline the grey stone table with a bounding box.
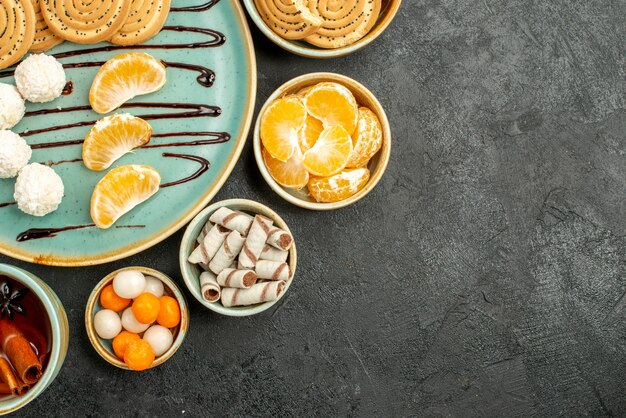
[3,1,626,416]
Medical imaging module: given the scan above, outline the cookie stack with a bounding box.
[254,0,382,49]
[0,0,172,69]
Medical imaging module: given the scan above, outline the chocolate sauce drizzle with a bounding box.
[171,0,219,12]
[16,224,145,242]
[161,153,210,188]
[62,81,74,95]
[0,202,16,209]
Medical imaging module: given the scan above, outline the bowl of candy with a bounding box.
[85,267,189,371]
[180,199,297,316]
[0,264,69,415]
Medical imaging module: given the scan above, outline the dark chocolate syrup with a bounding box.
[62,81,74,95]
[44,158,82,167]
[16,224,145,242]
[0,202,16,209]
[160,153,210,188]
[32,132,230,150]
[171,0,219,12]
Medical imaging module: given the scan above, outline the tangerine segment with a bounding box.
[303,82,358,134]
[132,292,161,324]
[308,168,370,203]
[112,331,141,360]
[260,96,307,162]
[91,165,161,229]
[262,147,309,190]
[302,125,353,177]
[100,284,131,312]
[299,115,324,152]
[347,107,383,168]
[124,339,155,371]
[156,296,181,328]
[83,114,152,171]
[89,52,167,114]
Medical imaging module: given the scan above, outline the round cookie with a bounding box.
[109,0,171,46]
[29,0,63,52]
[254,0,322,40]
[40,0,132,44]
[305,0,382,49]
[0,0,36,70]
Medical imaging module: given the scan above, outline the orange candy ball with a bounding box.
[100,284,130,312]
[124,339,155,371]
[156,296,181,328]
[131,292,161,324]
[112,331,140,359]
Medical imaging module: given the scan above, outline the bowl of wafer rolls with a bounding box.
[242,0,402,58]
[179,199,297,316]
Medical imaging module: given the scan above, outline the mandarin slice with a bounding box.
[302,125,353,177]
[124,339,155,371]
[299,114,324,152]
[308,168,370,203]
[156,296,181,328]
[260,96,307,162]
[303,82,358,134]
[112,331,141,360]
[262,147,309,190]
[346,107,383,168]
[91,165,161,229]
[89,52,166,114]
[132,292,161,324]
[83,114,152,171]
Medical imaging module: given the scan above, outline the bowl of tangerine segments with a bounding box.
[85,267,189,371]
[253,72,391,210]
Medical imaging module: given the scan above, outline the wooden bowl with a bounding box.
[253,72,391,210]
[179,199,297,316]
[242,0,402,58]
[85,267,189,370]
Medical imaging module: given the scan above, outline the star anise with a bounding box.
[0,279,29,320]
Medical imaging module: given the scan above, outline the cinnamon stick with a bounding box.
[0,358,23,396]
[0,319,42,385]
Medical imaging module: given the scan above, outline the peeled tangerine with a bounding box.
[89,52,167,114]
[346,107,383,168]
[260,96,307,162]
[91,165,161,229]
[303,82,358,134]
[262,148,309,190]
[302,125,353,177]
[308,168,370,203]
[83,114,152,171]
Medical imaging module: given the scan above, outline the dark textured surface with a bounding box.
[3,0,626,416]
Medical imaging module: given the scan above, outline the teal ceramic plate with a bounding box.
[0,1,256,266]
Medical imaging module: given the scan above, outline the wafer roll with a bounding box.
[255,260,290,281]
[239,215,274,269]
[266,227,293,250]
[188,224,230,264]
[221,281,285,307]
[199,271,221,303]
[217,268,257,289]
[259,244,289,263]
[208,230,245,274]
[209,207,254,235]
[196,221,213,244]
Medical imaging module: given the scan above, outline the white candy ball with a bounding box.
[143,325,173,357]
[143,276,164,298]
[113,270,146,299]
[121,307,150,334]
[93,309,122,340]
[15,54,66,103]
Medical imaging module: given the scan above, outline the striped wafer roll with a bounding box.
[209,207,254,236]
[29,0,62,52]
[254,0,322,40]
[188,224,230,264]
[217,268,257,289]
[196,221,212,244]
[40,0,132,44]
[255,260,290,281]
[208,230,245,274]
[221,280,285,307]
[0,0,35,70]
[199,271,221,303]
[305,0,382,49]
[238,215,274,269]
[266,226,293,250]
[110,0,171,46]
[259,244,289,263]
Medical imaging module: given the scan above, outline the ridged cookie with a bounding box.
[40,0,132,44]
[0,0,35,69]
[110,0,171,46]
[29,0,63,52]
[254,0,322,40]
[305,0,382,49]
